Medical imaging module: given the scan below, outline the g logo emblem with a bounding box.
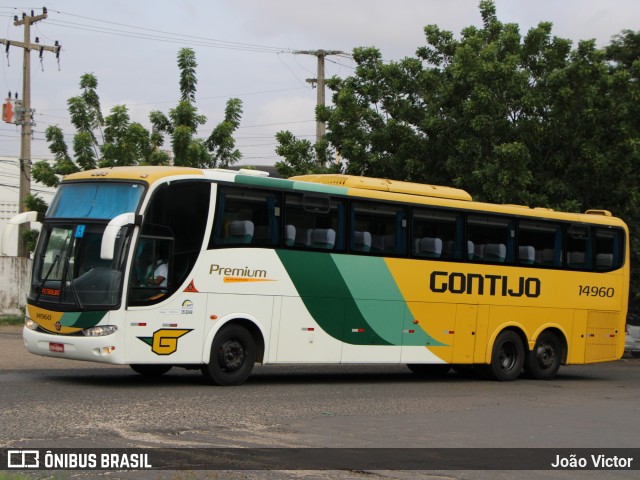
[137,329,192,355]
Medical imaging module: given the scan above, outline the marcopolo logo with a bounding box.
[430,271,541,298]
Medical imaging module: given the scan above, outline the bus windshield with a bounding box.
[29,222,132,309]
[47,182,144,219]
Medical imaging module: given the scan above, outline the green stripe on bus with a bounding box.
[276,250,392,345]
[331,255,446,347]
[60,310,108,328]
[235,174,348,196]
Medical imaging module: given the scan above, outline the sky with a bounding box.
[0,0,639,204]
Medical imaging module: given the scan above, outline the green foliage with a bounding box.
[206,97,243,168]
[178,47,198,103]
[24,194,48,214]
[34,74,161,187]
[150,48,244,168]
[275,131,341,177]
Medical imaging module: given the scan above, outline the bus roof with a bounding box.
[61,167,626,228]
[62,166,206,185]
[289,174,473,201]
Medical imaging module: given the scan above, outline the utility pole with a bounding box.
[0,8,61,257]
[294,50,344,143]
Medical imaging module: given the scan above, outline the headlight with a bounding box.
[25,317,39,330]
[83,325,118,337]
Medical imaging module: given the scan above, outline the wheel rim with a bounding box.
[499,342,517,371]
[536,343,556,370]
[217,338,246,373]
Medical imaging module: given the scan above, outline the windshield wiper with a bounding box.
[35,254,61,303]
[64,256,83,309]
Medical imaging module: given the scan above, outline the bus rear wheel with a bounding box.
[488,330,524,381]
[525,331,562,380]
[202,324,256,386]
[130,364,172,376]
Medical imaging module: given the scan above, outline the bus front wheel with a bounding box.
[488,330,524,381]
[525,331,562,380]
[202,324,256,386]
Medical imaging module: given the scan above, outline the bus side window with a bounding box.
[411,208,460,260]
[284,193,345,251]
[518,220,562,267]
[211,186,281,248]
[567,225,591,270]
[351,201,406,256]
[467,215,514,264]
[595,228,623,271]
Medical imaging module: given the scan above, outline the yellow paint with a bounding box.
[27,304,82,334]
[223,277,276,283]
[384,255,626,366]
[451,304,477,363]
[62,166,204,186]
[151,329,191,355]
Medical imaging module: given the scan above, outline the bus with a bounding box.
[3,166,629,385]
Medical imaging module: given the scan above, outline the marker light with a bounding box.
[83,325,118,337]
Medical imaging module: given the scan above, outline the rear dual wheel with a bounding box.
[524,331,562,380]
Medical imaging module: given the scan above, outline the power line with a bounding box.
[42,10,292,54]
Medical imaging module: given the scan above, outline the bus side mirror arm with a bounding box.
[0,211,42,256]
[100,212,142,261]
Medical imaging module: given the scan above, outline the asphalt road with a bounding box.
[1,324,640,480]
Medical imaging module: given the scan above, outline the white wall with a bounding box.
[0,257,31,316]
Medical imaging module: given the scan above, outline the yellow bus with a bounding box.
[5,166,629,384]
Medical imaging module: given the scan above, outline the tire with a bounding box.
[130,364,172,376]
[524,331,563,380]
[407,364,451,376]
[488,330,524,381]
[201,324,256,386]
[631,351,640,358]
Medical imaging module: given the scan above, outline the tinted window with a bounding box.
[284,194,345,251]
[518,220,562,267]
[595,228,624,271]
[352,201,406,255]
[567,225,591,270]
[467,215,514,263]
[411,208,461,260]
[211,186,280,247]
[130,180,210,306]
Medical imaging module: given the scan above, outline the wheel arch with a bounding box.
[202,316,266,364]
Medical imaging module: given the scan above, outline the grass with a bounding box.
[0,315,23,326]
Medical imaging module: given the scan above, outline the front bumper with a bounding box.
[23,325,125,364]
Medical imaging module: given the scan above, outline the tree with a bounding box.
[150,48,243,168]
[274,132,341,177]
[33,73,161,188]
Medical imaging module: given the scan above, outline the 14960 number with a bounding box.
[579,285,615,297]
